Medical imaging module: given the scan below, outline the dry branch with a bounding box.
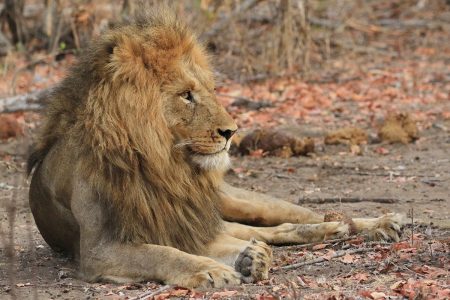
[278,235,365,250]
[201,0,260,40]
[280,247,373,271]
[308,17,447,30]
[0,89,50,113]
[129,285,172,300]
[298,197,398,204]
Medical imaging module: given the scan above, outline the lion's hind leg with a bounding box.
[221,183,406,242]
[224,221,350,246]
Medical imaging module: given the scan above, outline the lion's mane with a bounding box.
[28,11,222,254]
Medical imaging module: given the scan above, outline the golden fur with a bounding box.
[29,11,227,254]
[28,9,405,288]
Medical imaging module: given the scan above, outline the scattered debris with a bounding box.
[238,128,315,158]
[230,97,273,111]
[378,113,419,144]
[324,127,368,146]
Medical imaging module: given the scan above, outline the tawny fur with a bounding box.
[29,11,222,254]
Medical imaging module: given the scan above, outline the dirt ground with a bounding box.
[0,113,449,299]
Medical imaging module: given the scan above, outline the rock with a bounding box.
[324,127,368,146]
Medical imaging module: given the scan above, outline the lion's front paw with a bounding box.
[176,261,241,288]
[354,213,406,242]
[235,239,272,283]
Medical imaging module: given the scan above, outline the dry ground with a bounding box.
[0,118,449,299]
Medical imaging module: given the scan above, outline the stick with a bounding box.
[278,235,364,250]
[411,211,414,246]
[201,0,260,40]
[129,285,172,300]
[0,88,51,113]
[298,197,398,204]
[280,247,373,271]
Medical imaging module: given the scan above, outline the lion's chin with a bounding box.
[191,151,231,171]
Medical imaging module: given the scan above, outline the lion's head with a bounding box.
[77,11,237,173]
[30,10,237,253]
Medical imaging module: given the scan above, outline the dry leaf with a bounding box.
[370,291,386,299]
[211,290,238,298]
[340,253,355,264]
[322,249,336,260]
[312,243,328,251]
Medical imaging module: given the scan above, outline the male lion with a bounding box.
[28,10,405,288]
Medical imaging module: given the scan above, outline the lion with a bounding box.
[28,10,405,288]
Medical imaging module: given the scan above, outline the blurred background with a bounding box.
[0,0,448,86]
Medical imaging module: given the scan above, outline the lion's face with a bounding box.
[90,21,237,172]
[161,60,237,171]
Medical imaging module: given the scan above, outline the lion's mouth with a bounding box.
[190,147,231,171]
[187,141,230,156]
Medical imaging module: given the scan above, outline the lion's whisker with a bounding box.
[173,140,194,149]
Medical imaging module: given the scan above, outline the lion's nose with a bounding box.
[217,128,236,141]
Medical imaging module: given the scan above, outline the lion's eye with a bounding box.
[181,91,195,103]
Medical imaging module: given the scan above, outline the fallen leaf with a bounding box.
[339,253,355,264]
[413,265,447,279]
[391,241,412,251]
[352,272,369,283]
[370,291,386,299]
[254,294,278,300]
[211,290,238,298]
[312,243,328,250]
[168,288,190,297]
[321,249,336,260]
[390,280,406,290]
[358,290,372,298]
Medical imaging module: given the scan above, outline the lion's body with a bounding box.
[29,12,226,255]
[28,9,405,288]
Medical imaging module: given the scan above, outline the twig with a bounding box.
[375,19,447,29]
[201,0,260,40]
[298,197,398,204]
[306,17,446,30]
[129,285,172,300]
[279,247,373,271]
[410,208,414,247]
[216,93,257,103]
[351,171,435,178]
[278,235,364,250]
[0,88,52,113]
